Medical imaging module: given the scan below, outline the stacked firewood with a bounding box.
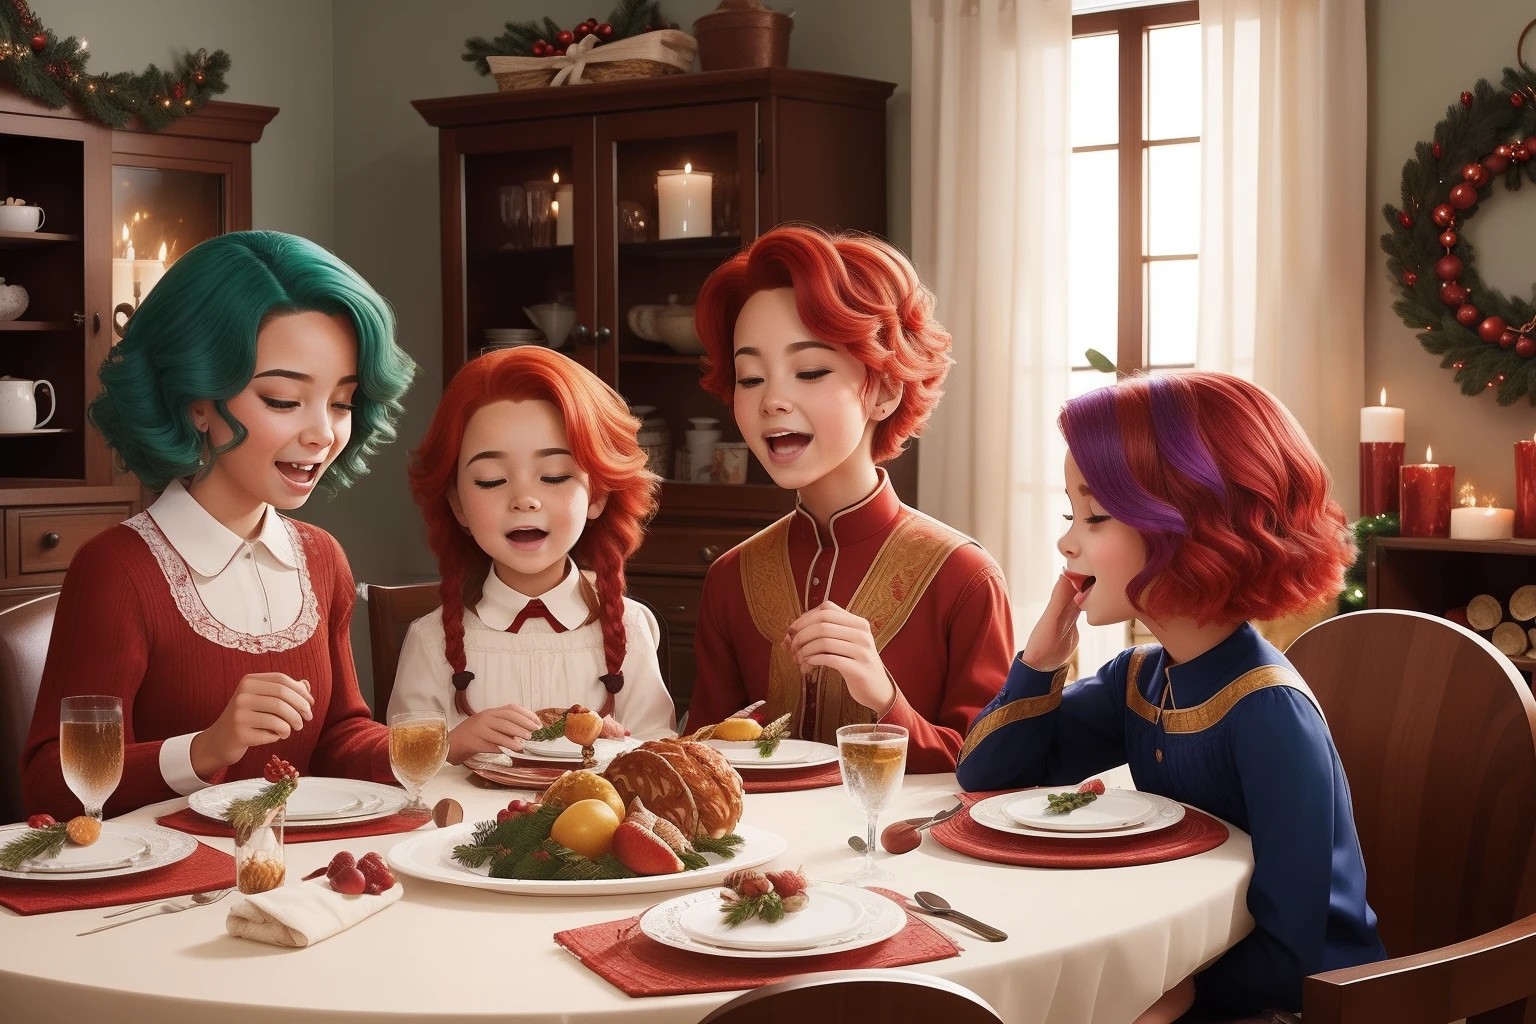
[1449,585,1536,658]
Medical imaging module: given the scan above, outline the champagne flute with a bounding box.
[389,710,449,813]
[836,723,908,885]
[59,696,124,821]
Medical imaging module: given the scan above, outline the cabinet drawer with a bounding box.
[627,577,702,633]
[10,505,132,575]
[634,525,754,568]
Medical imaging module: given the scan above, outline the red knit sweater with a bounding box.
[21,514,392,817]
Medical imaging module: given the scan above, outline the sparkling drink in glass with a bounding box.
[389,711,449,813]
[59,696,124,820]
[837,723,908,885]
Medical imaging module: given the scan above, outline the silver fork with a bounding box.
[100,887,231,919]
[80,888,233,934]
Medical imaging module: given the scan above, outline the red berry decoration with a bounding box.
[556,29,575,45]
[1461,91,1474,107]
[1438,229,1458,248]
[1431,204,1456,227]
[1396,210,1413,229]
[596,23,614,38]
[327,851,356,879]
[1434,255,1464,281]
[1439,281,1468,307]
[1500,330,1518,349]
[1484,151,1512,176]
[29,32,45,51]
[26,813,55,829]
[1455,304,1481,327]
[1517,337,1536,359]
[574,23,590,39]
[496,808,512,822]
[553,48,566,56]
[1479,316,1507,344]
[1517,143,1533,164]
[331,866,367,895]
[1513,92,1527,108]
[1432,142,1443,159]
[1402,270,1418,286]
[1447,183,1478,210]
[1462,163,1489,188]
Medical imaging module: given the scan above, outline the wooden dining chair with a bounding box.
[363,581,672,724]
[695,969,1004,1024]
[1284,609,1536,1024]
[0,590,58,822]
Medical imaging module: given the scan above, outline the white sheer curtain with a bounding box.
[911,0,1074,645]
[1196,0,1368,512]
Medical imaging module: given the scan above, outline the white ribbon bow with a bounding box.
[549,34,606,87]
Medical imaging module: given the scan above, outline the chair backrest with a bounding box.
[1286,609,1536,958]
[0,592,59,822]
[696,969,1003,1024]
[365,581,672,724]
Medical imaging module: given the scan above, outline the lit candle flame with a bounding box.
[1425,445,1433,463]
[552,171,560,184]
[157,241,167,262]
[550,199,559,217]
[120,223,129,242]
[1379,387,1387,406]
[1482,493,1497,508]
[1458,482,1477,508]
[684,162,692,174]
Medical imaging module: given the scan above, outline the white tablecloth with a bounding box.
[0,765,1254,1023]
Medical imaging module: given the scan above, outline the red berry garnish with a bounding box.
[506,799,527,814]
[496,809,513,823]
[358,851,384,869]
[568,704,584,714]
[553,48,566,56]
[364,881,385,896]
[331,866,367,895]
[26,814,55,829]
[1077,777,1107,796]
[327,851,356,879]
[556,29,574,45]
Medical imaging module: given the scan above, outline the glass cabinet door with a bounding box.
[595,103,758,487]
[110,165,224,337]
[454,120,593,377]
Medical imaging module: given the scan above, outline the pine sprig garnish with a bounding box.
[1044,791,1099,815]
[754,713,792,757]
[224,776,297,841]
[529,717,567,742]
[721,891,786,927]
[691,832,744,859]
[678,848,708,871]
[0,823,68,871]
[451,842,497,869]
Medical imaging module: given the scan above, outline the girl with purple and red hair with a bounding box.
[957,372,1386,1021]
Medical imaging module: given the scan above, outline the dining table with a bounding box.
[0,763,1255,1024]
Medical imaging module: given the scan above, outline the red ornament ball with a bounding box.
[1455,304,1481,327]
[1439,281,1469,307]
[1527,138,1536,159]
[1434,254,1463,281]
[573,23,590,39]
[1462,163,1489,188]
[29,32,45,51]
[1396,210,1414,228]
[556,29,575,45]
[533,41,550,56]
[1402,270,1418,286]
[596,23,614,38]
[1496,144,1515,160]
[1517,143,1533,164]
[1461,91,1474,107]
[1500,330,1518,348]
[1484,151,1512,176]
[1478,316,1507,343]
[1438,229,1458,248]
[1447,183,1478,210]
[1517,336,1536,359]
[1514,92,1528,108]
[1432,142,1443,159]
[1431,204,1456,227]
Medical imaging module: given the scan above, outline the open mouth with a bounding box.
[1064,570,1096,606]
[276,461,319,487]
[764,430,812,462]
[506,528,549,551]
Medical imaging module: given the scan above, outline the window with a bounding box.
[1069,2,1201,399]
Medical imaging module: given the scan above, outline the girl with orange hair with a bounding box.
[386,347,674,765]
[957,372,1386,1022]
[688,225,1014,774]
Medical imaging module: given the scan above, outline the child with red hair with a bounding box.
[688,225,1014,773]
[386,347,674,765]
[957,372,1386,1021]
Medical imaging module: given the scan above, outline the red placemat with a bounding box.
[156,807,432,843]
[0,840,234,916]
[554,887,961,997]
[738,761,843,793]
[931,792,1229,868]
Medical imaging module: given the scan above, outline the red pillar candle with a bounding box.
[1400,447,1455,538]
[1359,389,1406,517]
[1517,436,1536,539]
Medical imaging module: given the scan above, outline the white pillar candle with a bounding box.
[1360,387,1405,443]
[555,184,573,246]
[135,242,168,299]
[112,257,136,312]
[1449,504,1515,540]
[657,164,712,240]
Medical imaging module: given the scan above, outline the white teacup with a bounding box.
[0,377,55,432]
[0,205,45,232]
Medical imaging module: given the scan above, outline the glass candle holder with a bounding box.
[1359,442,1404,517]
[1516,438,1536,539]
[1400,458,1455,538]
[234,804,286,895]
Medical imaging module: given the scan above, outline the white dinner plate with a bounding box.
[504,735,642,764]
[1004,788,1160,832]
[641,883,905,958]
[387,822,786,897]
[704,738,839,769]
[678,882,868,951]
[0,821,197,881]
[189,777,408,825]
[969,788,1186,840]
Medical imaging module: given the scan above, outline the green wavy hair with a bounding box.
[91,231,416,493]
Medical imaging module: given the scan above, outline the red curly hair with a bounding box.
[408,348,658,716]
[695,224,953,463]
[1059,372,1354,625]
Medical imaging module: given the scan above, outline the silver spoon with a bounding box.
[847,802,962,853]
[913,891,1008,941]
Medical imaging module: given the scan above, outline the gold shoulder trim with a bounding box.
[1161,665,1315,734]
[1124,646,1161,724]
[958,661,1069,763]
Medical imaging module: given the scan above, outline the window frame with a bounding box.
[1072,1,1200,377]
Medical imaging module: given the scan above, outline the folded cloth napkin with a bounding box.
[226,878,402,947]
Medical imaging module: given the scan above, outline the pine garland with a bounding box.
[0,2,230,131]
[1380,61,1536,405]
[0,822,67,871]
[1338,513,1399,614]
[462,0,678,71]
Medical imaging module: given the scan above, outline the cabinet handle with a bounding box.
[594,327,612,345]
[42,532,61,549]
[93,312,101,333]
[699,545,721,564]
[572,324,591,344]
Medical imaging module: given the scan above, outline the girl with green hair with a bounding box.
[21,231,417,816]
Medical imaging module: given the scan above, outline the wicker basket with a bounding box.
[488,29,697,91]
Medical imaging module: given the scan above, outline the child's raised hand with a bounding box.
[191,672,313,778]
[446,703,543,765]
[786,601,896,714]
[1020,572,1083,673]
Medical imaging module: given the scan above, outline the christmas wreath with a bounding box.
[1380,23,1536,406]
[0,1,229,131]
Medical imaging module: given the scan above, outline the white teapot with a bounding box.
[0,376,55,432]
[627,295,703,355]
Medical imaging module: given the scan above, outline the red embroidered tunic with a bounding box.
[691,475,1015,773]
[21,514,392,817]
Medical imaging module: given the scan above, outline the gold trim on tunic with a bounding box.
[957,662,1069,762]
